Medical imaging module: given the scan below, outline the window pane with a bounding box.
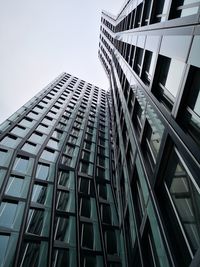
[5,175,29,198]
[40,148,58,162]
[36,163,50,180]
[13,156,29,174]
[0,202,18,228]
[19,241,48,267]
[0,149,10,166]
[0,135,21,148]
[0,235,9,266]
[164,149,200,254]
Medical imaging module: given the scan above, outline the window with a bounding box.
[27,111,40,120]
[152,55,185,110]
[61,155,72,166]
[31,184,48,205]
[28,131,46,144]
[142,120,163,172]
[142,0,152,26]
[170,0,200,19]
[52,249,70,267]
[81,223,94,249]
[11,125,28,137]
[83,141,92,150]
[52,129,63,139]
[36,163,50,180]
[36,123,51,134]
[182,66,200,147]
[58,171,74,189]
[54,216,76,245]
[0,202,18,228]
[81,150,90,161]
[81,255,103,267]
[5,175,28,198]
[21,141,38,154]
[101,204,111,224]
[64,145,74,156]
[40,148,58,162]
[105,229,117,255]
[79,161,89,174]
[19,117,35,128]
[141,223,160,267]
[13,156,29,174]
[47,138,59,150]
[0,134,20,148]
[80,197,91,218]
[151,0,170,23]
[98,183,107,200]
[56,191,74,213]
[19,241,48,267]
[158,148,200,265]
[0,235,10,266]
[141,50,155,85]
[0,149,9,166]
[133,47,144,75]
[26,208,50,237]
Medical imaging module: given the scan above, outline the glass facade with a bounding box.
[0,73,123,267]
[99,1,200,266]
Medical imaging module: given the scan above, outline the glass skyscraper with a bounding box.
[0,73,124,266]
[99,0,200,266]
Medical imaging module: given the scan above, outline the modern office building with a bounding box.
[0,73,125,267]
[99,1,200,267]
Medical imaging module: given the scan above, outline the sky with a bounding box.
[0,0,123,124]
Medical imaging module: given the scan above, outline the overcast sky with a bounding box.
[0,0,123,124]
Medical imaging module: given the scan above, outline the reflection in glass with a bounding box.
[13,156,29,174]
[165,149,200,254]
[36,163,50,180]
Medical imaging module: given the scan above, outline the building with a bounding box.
[99,0,200,267]
[0,73,125,267]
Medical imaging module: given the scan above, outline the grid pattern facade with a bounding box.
[0,73,124,267]
[99,1,200,266]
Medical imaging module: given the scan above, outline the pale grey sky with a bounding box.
[0,0,123,124]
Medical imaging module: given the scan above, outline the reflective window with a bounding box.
[0,134,21,148]
[5,175,29,198]
[36,163,50,180]
[56,191,75,213]
[11,125,28,137]
[19,241,48,267]
[47,138,59,150]
[26,208,50,237]
[141,50,156,85]
[58,170,74,189]
[21,141,38,154]
[170,0,200,18]
[54,216,76,245]
[105,229,118,255]
[0,235,10,266]
[29,131,46,144]
[0,202,18,228]
[183,66,200,147]
[0,148,9,166]
[153,55,185,110]
[31,184,48,205]
[40,148,58,162]
[36,123,51,134]
[19,117,35,128]
[13,156,29,174]
[160,148,200,264]
[81,223,94,249]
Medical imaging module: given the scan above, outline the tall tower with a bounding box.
[0,73,124,267]
[99,1,200,266]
